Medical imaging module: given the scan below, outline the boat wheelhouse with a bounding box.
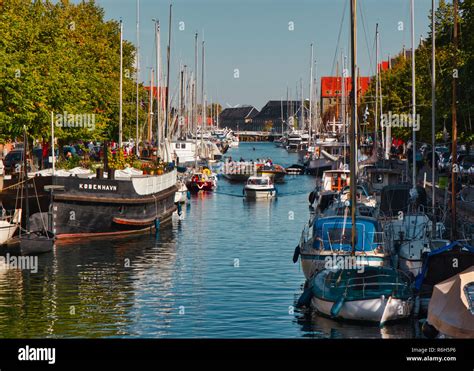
[297,215,390,280]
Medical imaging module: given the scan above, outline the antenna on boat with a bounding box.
[350,0,357,255]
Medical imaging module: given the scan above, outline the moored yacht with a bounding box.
[296,214,390,280]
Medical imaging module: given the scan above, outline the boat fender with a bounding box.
[292,245,300,263]
[186,191,191,200]
[297,286,313,308]
[177,203,182,216]
[154,218,160,230]
[330,296,345,318]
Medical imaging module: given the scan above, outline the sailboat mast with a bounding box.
[375,23,379,151]
[135,0,140,156]
[164,4,172,146]
[194,32,198,167]
[155,20,161,154]
[300,78,304,130]
[309,44,313,144]
[350,0,358,254]
[411,0,417,191]
[451,0,458,240]
[148,68,154,142]
[431,0,436,238]
[119,19,123,148]
[23,128,29,233]
[201,40,205,146]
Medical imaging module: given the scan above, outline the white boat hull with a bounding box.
[0,210,21,245]
[0,221,18,245]
[174,190,188,204]
[244,188,276,199]
[311,296,413,323]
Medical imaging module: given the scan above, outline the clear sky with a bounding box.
[75,0,435,109]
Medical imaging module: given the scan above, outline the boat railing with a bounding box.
[324,271,411,299]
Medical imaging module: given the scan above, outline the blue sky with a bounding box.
[78,0,435,109]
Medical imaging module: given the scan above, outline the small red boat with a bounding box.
[185,172,217,193]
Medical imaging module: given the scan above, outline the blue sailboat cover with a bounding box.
[312,216,381,252]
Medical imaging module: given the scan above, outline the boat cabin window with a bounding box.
[248,178,270,186]
[327,228,357,246]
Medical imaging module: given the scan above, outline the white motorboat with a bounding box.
[243,176,276,199]
[174,180,189,204]
[0,209,21,245]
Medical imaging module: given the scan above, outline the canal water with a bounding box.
[0,143,418,338]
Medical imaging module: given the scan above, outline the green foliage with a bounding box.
[362,0,473,144]
[0,0,148,143]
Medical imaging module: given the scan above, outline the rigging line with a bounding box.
[359,0,375,76]
[330,0,349,77]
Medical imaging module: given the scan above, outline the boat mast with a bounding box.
[154,19,161,156]
[451,0,458,240]
[148,67,154,142]
[201,40,205,149]
[300,78,304,131]
[164,4,172,161]
[411,0,417,193]
[309,44,313,145]
[135,0,140,156]
[194,32,198,168]
[375,23,379,152]
[119,19,123,148]
[23,128,29,233]
[431,0,436,238]
[342,51,346,166]
[350,0,358,254]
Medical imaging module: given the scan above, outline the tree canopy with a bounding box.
[361,0,473,145]
[0,0,148,144]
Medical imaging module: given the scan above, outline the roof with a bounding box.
[219,106,259,120]
[254,100,306,120]
[320,76,371,98]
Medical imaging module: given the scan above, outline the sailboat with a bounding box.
[19,128,54,255]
